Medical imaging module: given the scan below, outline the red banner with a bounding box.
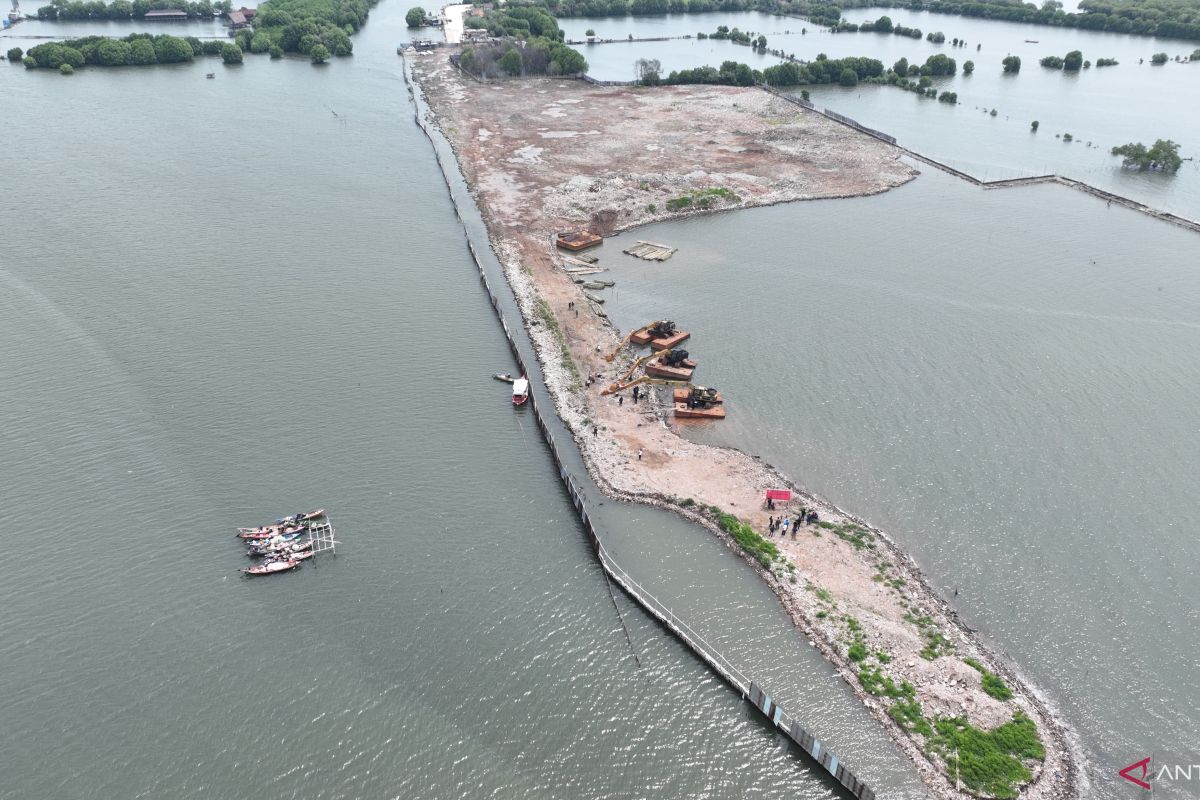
[765,489,792,501]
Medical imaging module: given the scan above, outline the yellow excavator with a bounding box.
[615,351,657,384]
[603,320,671,362]
[601,376,691,397]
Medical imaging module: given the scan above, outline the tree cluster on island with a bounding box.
[1039,49,1084,69]
[1111,139,1184,171]
[834,15,923,37]
[516,0,1200,42]
[23,0,373,71]
[457,6,587,77]
[36,0,231,21]
[405,6,426,27]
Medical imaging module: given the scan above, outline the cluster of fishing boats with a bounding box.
[237,509,325,576]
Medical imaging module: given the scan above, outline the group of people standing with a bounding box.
[767,508,818,537]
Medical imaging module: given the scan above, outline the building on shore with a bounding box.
[144,8,188,21]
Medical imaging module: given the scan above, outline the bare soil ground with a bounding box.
[410,53,1078,800]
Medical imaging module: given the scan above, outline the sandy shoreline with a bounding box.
[407,52,1080,800]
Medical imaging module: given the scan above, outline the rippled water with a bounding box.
[600,169,1200,798]
[560,9,1200,219]
[0,4,932,799]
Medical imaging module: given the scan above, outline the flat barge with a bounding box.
[646,358,697,380]
[556,230,603,251]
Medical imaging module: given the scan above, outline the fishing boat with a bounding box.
[238,524,306,541]
[493,372,515,383]
[241,558,301,576]
[511,376,529,406]
[237,509,323,536]
[247,538,312,557]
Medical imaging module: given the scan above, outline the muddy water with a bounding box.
[601,167,1200,799]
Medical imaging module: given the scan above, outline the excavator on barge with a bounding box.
[604,320,691,362]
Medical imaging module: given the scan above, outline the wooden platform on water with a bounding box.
[650,331,689,350]
[674,403,725,419]
[623,240,677,261]
[647,359,696,380]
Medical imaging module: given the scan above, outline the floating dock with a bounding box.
[623,240,677,261]
[674,402,725,419]
[557,230,603,251]
[647,358,696,380]
[650,331,690,350]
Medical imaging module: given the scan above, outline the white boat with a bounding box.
[511,376,529,406]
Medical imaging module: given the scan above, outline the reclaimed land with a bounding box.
[409,52,1078,800]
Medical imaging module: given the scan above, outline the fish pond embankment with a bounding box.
[407,51,1079,800]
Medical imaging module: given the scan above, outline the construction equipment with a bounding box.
[676,386,722,406]
[660,348,688,367]
[631,320,676,345]
[600,376,690,396]
[674,386,725,419]
[604,320,668,362]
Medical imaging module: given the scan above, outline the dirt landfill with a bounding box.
[409,52,1079,800]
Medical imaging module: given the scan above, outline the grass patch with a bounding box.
[711,509,780,569]
[817,520,836,530]
[665,186,741,212]
[535,295,581,391]
[921,630,954,660]
[812,586,832,603]
[858,665,914,699]
[888,699,933,736]
[928,713,1044,799]
[964,658,1014,701]
[833,522,875,550]
[876,651,892,663]
[815,610,827,619]
[848,641,867,662]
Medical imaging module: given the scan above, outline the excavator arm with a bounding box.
[603,320,669,362]
[601,375,692,396]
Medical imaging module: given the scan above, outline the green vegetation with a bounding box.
[25,0,366,71]
[889,699,933,735]
[36,0,232,21]
[938,90,958,103]
[1002,55,1021,72]
[962,58,974,73]
[1152,51,1169,63]
[534,296,582,390]
[1031,119,1040,131]
[1042,49,1084,69]
[664,187,740,211]
[59,62,74,74]
[964,657,1015,701]
[831,522,875,550]
[1096,57,1119,66]
[928,713,1044,799]
[405,5,424,26]
[1111,139,1183,171]
[708,507,781,568]
[927,30,946,42]
[23,33,197,69]
[457,6,587,77]
[6,47,23,61]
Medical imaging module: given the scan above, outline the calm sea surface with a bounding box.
[0,4,927,799]
[601,168,1200,798]
[561,9,1200,218]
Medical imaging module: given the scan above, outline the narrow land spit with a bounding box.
[409,53,1077,800]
